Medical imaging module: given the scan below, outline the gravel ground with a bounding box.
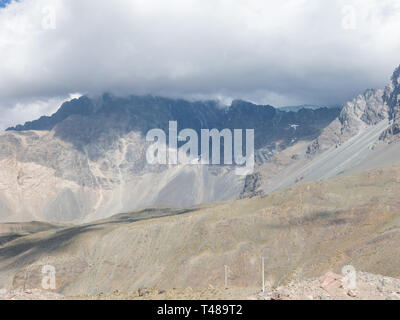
[251,271,400,300]
[0,288,64,300]
[2,271,400,300]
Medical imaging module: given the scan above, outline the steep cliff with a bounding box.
[380,65,400,141]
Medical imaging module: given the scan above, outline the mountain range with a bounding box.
[0,64,398,224]
[0,94,340,222]
[0,64,400,296]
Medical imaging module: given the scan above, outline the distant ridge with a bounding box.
[278,104,343,113]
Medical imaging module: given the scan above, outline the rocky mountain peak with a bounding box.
[0,94,341,222]
[307,88,386,155]
[339,88,386,129]
[385,65,400,120]
[6,94,340,150]
[6,96,95,132]
[380,65,400,140]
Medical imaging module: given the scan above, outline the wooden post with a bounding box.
[261,257,265,293]
[224,265,228,289]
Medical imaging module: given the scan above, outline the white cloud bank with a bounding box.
[0,0,400,128]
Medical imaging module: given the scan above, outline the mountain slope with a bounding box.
[307,88,386,155]
[241,65,400,198]
[0,96,339,223]
[1,165,400,296]
[1,65,399,224]
[380,65,400,141]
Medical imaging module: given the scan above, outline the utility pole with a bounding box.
[261,257,265,293]
[224,265,229,289]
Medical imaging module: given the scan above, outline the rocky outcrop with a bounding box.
[239,172,263,199]
[258,271,400,300]
[307,65,400,151]
[307,88,386,155]
[340,88,386,129]
[380,65,400,141]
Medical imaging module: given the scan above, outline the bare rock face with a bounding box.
[308,88,386,155]
[340,88,386,129]
[1,95,340,223]
[380,65,400,141]
[320,272,343,295]
[239,172,263,199]
[262,271,400,300]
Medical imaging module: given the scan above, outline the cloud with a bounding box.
[0,0,400,127]
[0,93,81,130]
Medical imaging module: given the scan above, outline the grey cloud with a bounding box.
[0,0,400,128]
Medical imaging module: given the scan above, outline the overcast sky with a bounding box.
[1,0,400,129]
